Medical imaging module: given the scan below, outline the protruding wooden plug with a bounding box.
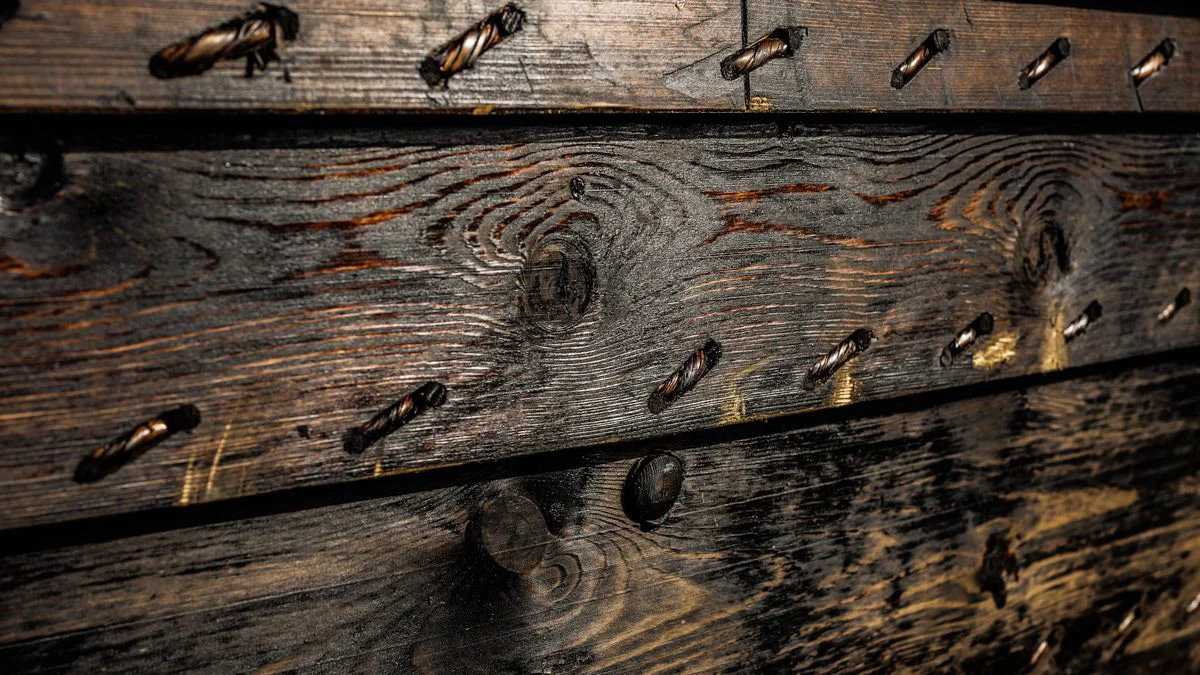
[1063,300,1102,343]
[149,3,299,80]
[1158,287,1190,323]
[1114,609,1137,642]
[892,29,950,89]
[471,494,550,574]
[648,339,722,414]
[420,3,526,88]
[343,381,446,454]
[1132,38,1176,87]
[721,26,805,80]
[804,329,872,390]
[1030,637,1050,667]
[940,313,994,367]
[74,405,202,483]
[622,452,684,530]
[1019,37,1070,90]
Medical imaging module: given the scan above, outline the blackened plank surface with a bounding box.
[743,0,1200,113]
[0,0,743,113]
[2,1,1199,113]
[1,132,1198,528]
[2,359,1199,673]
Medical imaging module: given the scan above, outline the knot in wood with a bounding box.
[976,532,1019,609]
[0,138,63,214]
[622,452,684,529]
[519,233,595,333]
[474,494,549,575]
[1020,223,1070,288]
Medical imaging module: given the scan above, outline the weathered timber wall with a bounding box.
[1,131,1197,527]
[1,357,1198,673]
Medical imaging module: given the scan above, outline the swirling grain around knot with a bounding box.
[1,134,1198,528]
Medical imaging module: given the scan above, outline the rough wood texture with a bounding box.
[744,0,1200,112]
[1,1,1197,112]
[3,358,1199,673]
[2,131,1198,529]
[0,0,742,112]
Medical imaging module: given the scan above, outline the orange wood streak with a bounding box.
[704,183,834,204]
[0,255,85,280]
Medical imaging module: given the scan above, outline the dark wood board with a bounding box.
[743,0,1200,113]
[0,0,743,113]
[1,1,1198,113]
[3,357,1200,673]
[1,131,1199,529]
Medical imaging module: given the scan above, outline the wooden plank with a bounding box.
[0,0,743,113]
[2,131,1199,528]
[2,0,1197,113]
[2,358,1199,673]
[742,0,1200,112]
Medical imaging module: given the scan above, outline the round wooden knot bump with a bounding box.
[623,453,684,527]
[474,494,549,575]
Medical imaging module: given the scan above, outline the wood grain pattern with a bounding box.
[3,358,1199,673]
[0,1,1197,112]
[0,0,743,112]
[1,131,1198,529]
[744,0,1200,113]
